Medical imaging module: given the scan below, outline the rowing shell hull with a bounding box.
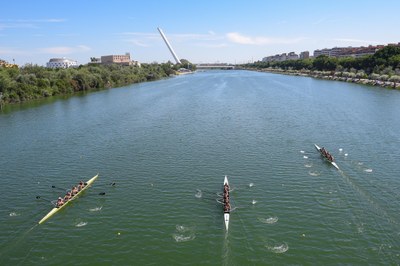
[314,144,339,170]
[38,174,99,224]
[223,175,230,231]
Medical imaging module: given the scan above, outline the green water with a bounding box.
[1,70,400,265]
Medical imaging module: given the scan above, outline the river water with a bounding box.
[1,70,400,265]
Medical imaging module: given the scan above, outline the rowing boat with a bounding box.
[38,174,99,224]
[314,144,339,170]
[223,175,230,231]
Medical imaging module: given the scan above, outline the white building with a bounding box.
[46,58,77,68]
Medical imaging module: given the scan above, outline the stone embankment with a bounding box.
[251,68,400,89]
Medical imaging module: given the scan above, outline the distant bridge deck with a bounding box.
[196,64,236,70]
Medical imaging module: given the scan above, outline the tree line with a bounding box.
[0,61,195,106]
[246,46,400,80]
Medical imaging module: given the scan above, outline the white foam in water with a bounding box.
[304,163,312,168]
[9,212,19,217]
[364,169,373,173]
[252,200,257,205]
[195,190,202,198]
[300,150,305,154]
[303,156,308,159]
[339,148,343,152]
[249,183,254,188]
[76,222,87,227]
[258,217,278,224]
[345,153,348,157]
[89,206,102,212]
[309,171,320,177]
[173,234,195,242]
[266,243,289,253]
[176,225,189,233]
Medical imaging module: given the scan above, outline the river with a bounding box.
[1,70,399,265]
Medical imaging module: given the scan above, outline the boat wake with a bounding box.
[89,206,103,212]
[308,171,320,177]
[195,190,202,198]
[266,242,289,253]
[258,217,278,224]
[173,224,195,242]
[75,221,87,227]
[176,224,192,233]
[173,234,195,242]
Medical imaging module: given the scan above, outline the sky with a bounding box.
[1,0,399,66]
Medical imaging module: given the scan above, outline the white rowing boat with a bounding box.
[38,174,99,224]
[223,175,230,231]
[314,144,339,170]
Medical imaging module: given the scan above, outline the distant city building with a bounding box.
[101,53,132,66]
[46,58,77,68]
[287,52,299,60]
[313,44,396,58]
[262,52,299,62]
[0,59,18,68]
[261,42,399,62]
[313,48,331,57]
[299,51,310,59]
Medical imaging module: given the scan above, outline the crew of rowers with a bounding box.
[56,181,86,207]
[321,147,334,162]
[223,183,231,213]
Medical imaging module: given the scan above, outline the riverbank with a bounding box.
[247,67,400,89]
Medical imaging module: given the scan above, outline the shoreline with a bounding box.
[246,67,400,90]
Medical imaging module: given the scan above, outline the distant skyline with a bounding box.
[1,0,400,66]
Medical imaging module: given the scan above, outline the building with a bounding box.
[299,51,310,59]
[0,59,18,68]
[313,48,331,57]
[46,58,77,68]
[287,52,299,60]
[101,53,132,66]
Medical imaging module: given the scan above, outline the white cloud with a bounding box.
[38,45,91,54]
[0,18,65,30]
[226,32,306,45]
[332,38,380,45]
[0,47,26,55]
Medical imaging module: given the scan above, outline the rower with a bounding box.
[71,186,79,195]
[78,181,85,190]
[64,191,72,201]
[56,197,64,207]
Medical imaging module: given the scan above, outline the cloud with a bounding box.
[332,38,380,45]
[38,45,91,54]
[0,18,65,30]
[226,32,306,45]
[127,39,149,47]
[0,47,27,55]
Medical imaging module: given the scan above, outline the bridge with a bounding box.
[196,63,236,70]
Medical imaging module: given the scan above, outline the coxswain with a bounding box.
[56,197,64,207]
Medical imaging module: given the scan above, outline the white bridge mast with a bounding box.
[157,27,181,64]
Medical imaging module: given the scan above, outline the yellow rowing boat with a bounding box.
[38,174,99,224]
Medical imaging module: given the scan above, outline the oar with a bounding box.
[36,196,56,206]
[51,185,69,192]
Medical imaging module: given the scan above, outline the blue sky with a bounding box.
[1,0,399,66]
